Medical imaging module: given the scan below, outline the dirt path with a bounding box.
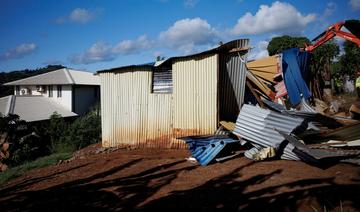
[1,144,360,211]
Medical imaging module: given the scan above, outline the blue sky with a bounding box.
[0,0,359,72]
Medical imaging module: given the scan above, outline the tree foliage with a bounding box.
[310,41,340,78]
[45,105,101,153]
[267,35,310,56]
[339,40,360,79]
[0,105,101,167]
[0,114,47,166]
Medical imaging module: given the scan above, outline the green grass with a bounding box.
[0,152,72,185]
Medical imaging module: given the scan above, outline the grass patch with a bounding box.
[0,152,72,185]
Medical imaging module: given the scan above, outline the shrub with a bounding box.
[48,105,101,153]
[0,114,48,167]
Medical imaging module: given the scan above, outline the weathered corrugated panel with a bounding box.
[219,39,249,121]
[100,68,172,148]
[233,104,306,160]
[172,54,218,148]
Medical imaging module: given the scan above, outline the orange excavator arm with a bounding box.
[305,20,360,52]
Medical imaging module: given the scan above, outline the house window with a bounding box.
[15,86,20,95]
[48,85,53,97]
[152,68,173,93]
[57,85,62,98]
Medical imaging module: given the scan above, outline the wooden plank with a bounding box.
[246,81,265,108]
[228,46,251,53]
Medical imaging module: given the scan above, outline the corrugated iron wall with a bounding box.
[100,68,172,148]
[219,39,249,121]
[172,54,218,148]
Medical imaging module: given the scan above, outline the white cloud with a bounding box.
[56,8,101,24]
[323,2,337,18]
[231,1,316,35]
[349,0,360,10]
[248,40,269,61]
[0,43,37,61]
[159,18,219,53]
[184,0,199,8]
[70,35,153,64]
[70,42,114,64]
[113,35,153,54]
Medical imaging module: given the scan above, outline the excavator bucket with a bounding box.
[344,19,360,39]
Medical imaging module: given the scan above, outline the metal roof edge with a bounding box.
[154,39,250,67]
[64,68,76,84]
[97,63,155,74]
[96,38,250,74]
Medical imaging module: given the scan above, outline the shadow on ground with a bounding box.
[0,157,359,212]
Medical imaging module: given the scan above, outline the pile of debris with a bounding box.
[181,48,360,167]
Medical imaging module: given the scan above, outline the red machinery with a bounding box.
[305,20,360,52]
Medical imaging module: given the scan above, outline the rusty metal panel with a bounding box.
[219,39,249,121]
[99,68,173,148]
[172,53,218,147]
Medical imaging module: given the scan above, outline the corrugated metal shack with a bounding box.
[97,39,250,148]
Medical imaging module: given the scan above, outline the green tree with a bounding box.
[64,107,101,150]
[267,35,310,56]
[310,41,340,83]
[339,40,360,79]
[45,112,69,152]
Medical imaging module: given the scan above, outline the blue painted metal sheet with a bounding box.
[282,48,311,106]
[181,135,239,166]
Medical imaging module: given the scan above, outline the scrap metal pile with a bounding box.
[181,47,360,167]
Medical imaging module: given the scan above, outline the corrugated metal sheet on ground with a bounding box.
[279,131,360,161]
[233,104,306,160]
[234,104,306,148]
[181,135,239,166]
[321,123,360,141]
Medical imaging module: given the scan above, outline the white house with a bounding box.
[0,68,100,122]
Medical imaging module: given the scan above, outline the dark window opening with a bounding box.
[48,85,53,97]
[15,86,20,95]
[57,85,62,98]
[94,86,99,98]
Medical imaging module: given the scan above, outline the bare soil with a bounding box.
[1,143,360,212]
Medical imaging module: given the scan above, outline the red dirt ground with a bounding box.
[0,143,360,212]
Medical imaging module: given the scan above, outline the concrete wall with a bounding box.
[48,85,72,111]
[15,85,72,111]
